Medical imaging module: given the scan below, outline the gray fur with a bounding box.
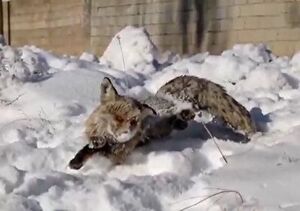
[145,75,256,135]
[142,95,176,115]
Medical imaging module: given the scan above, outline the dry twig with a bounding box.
[201,122,228,164]
[1,93,24,106]
[178,189,244,211]
[116,35,126,72]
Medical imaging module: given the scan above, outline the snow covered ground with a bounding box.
[0,26,300,211]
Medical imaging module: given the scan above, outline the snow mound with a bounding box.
[101,26,160,73]
[225,43,274,63]
[290,51,300,72]
[79,52,99,63]
[0,46,49,83]
[237,65,292,92]
[144,44,295,96]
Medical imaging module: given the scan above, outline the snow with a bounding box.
[101,26,160,74]
[0,25,300,211]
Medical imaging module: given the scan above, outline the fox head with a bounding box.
[87,77,156,143]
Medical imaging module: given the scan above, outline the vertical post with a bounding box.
[0,0,3,35]
[7,0,10,45]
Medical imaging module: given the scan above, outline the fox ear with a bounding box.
[101,77,118,103]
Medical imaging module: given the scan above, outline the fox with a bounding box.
[69,77,195,169]
[69,75,256,169]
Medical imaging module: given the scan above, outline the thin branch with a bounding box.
[1,93,24,106]
[116,35,126,72]
[116,34,130,89]
[178,190,244,211]
[201,122,228,164]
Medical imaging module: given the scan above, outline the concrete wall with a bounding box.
[3,0,300,56]
[90,0,300,56]
[203,0,300,56]
[2,0,90,55]
[90,0,206,55]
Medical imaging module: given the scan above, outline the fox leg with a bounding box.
[108,143,128,164]
[108,131,144,164]
[69,132,143,168]
[68,144,98,170]
[68,143,122,169]
[173,109,195,130]
[141,109,196,141]
[178,109,196,121]
[69,136,109,170]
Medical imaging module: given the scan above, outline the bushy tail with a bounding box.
[156,75,256,135]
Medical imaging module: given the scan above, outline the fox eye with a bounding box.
[115,116,124,123]
[129,117,138,127]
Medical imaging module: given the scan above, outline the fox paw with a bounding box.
[173,119,188,130]
[69,158,84,170]
[89,137,107,149]
[179,109,196,121]
[68,144,98,170]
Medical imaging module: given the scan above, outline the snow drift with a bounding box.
[0,26,300,211]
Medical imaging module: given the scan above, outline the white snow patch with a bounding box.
[101,26,160,74]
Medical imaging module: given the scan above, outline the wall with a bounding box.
[204,0,300,56]
[3,0,300,56]
[90,0,206,55]
[2,0,90,55]
[90,0,300,56]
